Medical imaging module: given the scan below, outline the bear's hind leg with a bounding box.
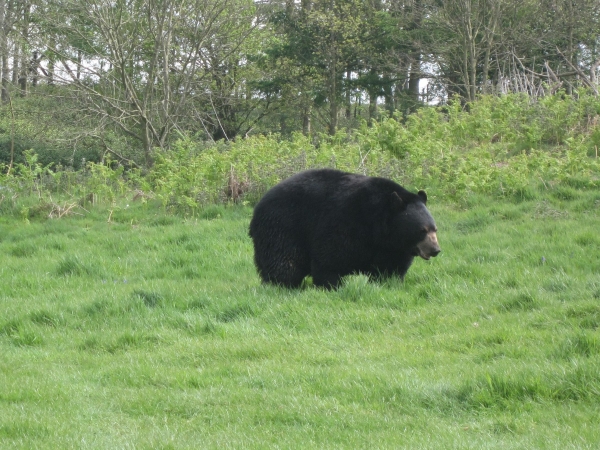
[255,244,309,288]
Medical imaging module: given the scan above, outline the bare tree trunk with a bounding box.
[0,0,5,98]
[469,42,476,101]
[382,73,393,113]
[369,92,377,123]
[408,0,422,107]
[325,0,340,135]
[143,123,153,167]
[76,49,82,80]
[301,0,312,135]
[345,69,351,119]
[327,10,338,135]
[480,1,498,94]
[461,37,469,100]
[591,58,600,86]
[566,0,573,94]
[0,0,8,103]
[329,87,338,135]
[47,37,55,85]
[465,1,476,102]
[408,57,421,104]
[302,104,311,135]
[18,60,27,95]
[12,46,19,84]
[18,1,30,96]
[1,53,8,102]
[482,46,490,94]
[31,50,38,87]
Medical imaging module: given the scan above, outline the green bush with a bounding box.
[147,132,400,212]
[357,92,600,199]
[2,91,599,213]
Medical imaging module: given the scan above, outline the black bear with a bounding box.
[249,169,440,289]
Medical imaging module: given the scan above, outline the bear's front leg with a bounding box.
[310,261,343,289]
[312,273,343,289]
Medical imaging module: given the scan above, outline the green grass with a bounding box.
[1,190,600,449]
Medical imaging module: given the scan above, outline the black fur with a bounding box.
[249,169,439,289]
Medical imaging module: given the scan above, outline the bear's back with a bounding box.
[250,169,414,241]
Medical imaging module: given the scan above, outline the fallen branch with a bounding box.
[48,201,83,219]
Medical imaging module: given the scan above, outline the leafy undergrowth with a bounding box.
[3,92,600,217]
[1,190,600,449]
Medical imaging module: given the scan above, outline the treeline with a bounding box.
[0,0,599,167]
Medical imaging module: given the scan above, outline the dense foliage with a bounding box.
[1,92,599,219]
[0,0,599,157]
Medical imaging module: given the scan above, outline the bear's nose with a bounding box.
[431,249,441,257]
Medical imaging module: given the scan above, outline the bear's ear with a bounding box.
[390,191,405,212]
[417,190,427,204]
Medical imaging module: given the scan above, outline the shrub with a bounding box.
[2,92,600,213]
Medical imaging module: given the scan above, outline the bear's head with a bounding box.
[389,191,441,260]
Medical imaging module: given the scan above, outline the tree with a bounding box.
[269,0,371,135]
[1,0,19,102]
[45,0,263,164]
[430,0,503,102]
[523,0,600,94]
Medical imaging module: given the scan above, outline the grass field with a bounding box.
[1,189,600,449]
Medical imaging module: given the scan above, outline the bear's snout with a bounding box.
[415,231,441,260]
[429,248,441,258]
